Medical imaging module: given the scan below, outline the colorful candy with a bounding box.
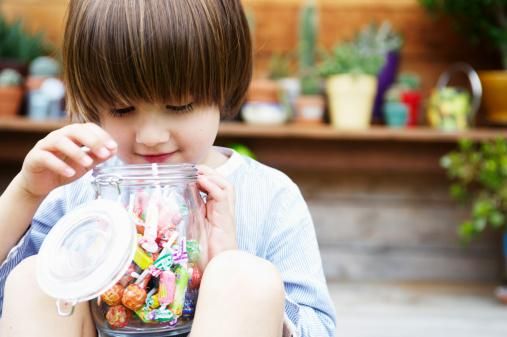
[106,305,131,329]
[158,270,176,306]
[122,284,147,311]
[101,283,124,306]
[169,265,189,316]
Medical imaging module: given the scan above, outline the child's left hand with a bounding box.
[196,165,237,259]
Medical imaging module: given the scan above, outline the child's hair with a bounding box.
[63,0,252,122]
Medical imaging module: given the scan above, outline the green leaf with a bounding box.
[489,211,505,228]
[458,220,475,243]
[472,217,487,232]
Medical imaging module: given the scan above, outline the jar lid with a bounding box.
[37,199,137,311]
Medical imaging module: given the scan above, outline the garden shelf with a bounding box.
[1,117,506,173]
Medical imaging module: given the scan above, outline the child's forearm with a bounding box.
[0,173,45,262]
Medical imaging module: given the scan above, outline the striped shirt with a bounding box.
[0,147,336,337]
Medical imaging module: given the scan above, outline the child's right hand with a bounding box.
[18,123,118,199]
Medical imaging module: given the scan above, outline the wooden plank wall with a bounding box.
[1,0,499,99]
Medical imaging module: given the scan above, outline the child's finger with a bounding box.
[31,150,76,178]
[63,124,117,159]
[51,137,94,168]
[197,175,228,202]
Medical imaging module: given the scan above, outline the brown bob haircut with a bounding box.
[63,0,252,122]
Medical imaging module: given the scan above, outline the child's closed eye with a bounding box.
[166,103,194,113]
[110,106,135,117]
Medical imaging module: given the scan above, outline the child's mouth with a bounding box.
[141,152,175,163]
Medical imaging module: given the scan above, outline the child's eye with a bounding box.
[110,106,135,117]
[166,103,194,113]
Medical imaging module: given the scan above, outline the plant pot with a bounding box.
[294,95,325,124]
[372,51,400,123]
[478,70,507,125]
[400,90,422,126]
[246,78,280,103]
[325,74,377,130]
[383,101,408,128]
[0,86,24,117]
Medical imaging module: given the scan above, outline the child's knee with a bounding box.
[4,255,39,296]
[203,250,285,302]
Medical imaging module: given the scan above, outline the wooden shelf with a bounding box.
[1,117,506,173]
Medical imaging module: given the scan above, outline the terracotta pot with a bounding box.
[0,86,24,117]
[246,79,280,103]
[294,95,325,124]
[479,70,507,124]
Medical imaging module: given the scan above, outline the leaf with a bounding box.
[489,211,505,228]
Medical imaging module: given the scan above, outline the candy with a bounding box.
[168,265,189,316]
[153,253,173,271]
[158,270,176,306]
[186,240,200,263]
[188,266,202,289]
[106,305,130,329]
[122,284,147,311]
[148,308,176,323]
[140,191,161,253]
[182,288,198,319]
[101,283,124,306]
[134,246,153,270]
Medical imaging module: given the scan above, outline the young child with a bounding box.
[0,1,336,336]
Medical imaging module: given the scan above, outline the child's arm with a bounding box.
[0,123,117,262]
[195,165,237,259]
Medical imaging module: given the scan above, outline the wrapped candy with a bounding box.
[106,305,131,329]
[169,265,189,316]
[101,283,124,306]
[188,265,202,289]
[122,284,147,311]
[158,270,176,306]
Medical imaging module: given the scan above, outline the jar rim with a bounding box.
[93,163,197,186]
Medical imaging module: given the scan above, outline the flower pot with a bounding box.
[294,95,325,124]
[383,101,408,128]
[325,74,377,129]
[478,70,507,125]
[0,86,24,117]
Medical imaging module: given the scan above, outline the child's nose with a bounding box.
[136,121,170,147]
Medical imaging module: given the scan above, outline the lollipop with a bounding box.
[106,305,131,329]
[101,283,124,306]
[122,284,147,311]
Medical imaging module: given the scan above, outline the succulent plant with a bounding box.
[0,68,22,87]
[29,56,60,77]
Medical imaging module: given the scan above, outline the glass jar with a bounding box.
[37,163,207,337]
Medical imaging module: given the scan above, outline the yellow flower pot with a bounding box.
[325,74,377,129]
[478,70,507,124]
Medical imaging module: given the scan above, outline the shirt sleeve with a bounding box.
[0,187,66,316]
[266,182,336,337]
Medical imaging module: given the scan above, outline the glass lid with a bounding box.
[37,199,137,307]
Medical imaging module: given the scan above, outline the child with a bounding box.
[0,1,336,336]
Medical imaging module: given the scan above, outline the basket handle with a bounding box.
[436,62,483,119]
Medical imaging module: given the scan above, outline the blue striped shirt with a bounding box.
[0,147,336,337]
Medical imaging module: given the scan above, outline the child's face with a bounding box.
[99,102,220,165]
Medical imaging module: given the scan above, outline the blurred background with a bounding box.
[0,0,507,336]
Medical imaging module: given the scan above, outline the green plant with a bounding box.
[441,138,507,242]
[298,0,322,95]
[0,14,51,64]
[355,21,403,56]
[419,0,507,69]
[0,68,22,86]
[319,42,384,77]
[268,53,292,80]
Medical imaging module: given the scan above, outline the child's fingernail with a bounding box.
[105,140,118,150]
[81,156,93,166]
[97,147,110,158]
[64,167,76,177]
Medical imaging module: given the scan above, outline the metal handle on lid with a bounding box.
[436,62,483,121]
[56,299,77,316]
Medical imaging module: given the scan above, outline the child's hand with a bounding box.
[18,123,117,199]
[196,165,237,259]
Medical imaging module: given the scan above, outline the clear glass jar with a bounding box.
[37,163,207,337]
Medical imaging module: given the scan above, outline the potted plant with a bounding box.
[0,14,51,75]
[293,0,325,124]
[319,40,384,129]
[419,0,507,125]
[0,68,24,117]
[441,138,507,302]
[355,22,404,123]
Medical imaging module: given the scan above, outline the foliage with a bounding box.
[0,14,51,64]
[319,42,384,77]
[0,68,22,86]
[419,0,507,69]
[268,53,293,80]
[441,138,507,242]
[318,21,401,77]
